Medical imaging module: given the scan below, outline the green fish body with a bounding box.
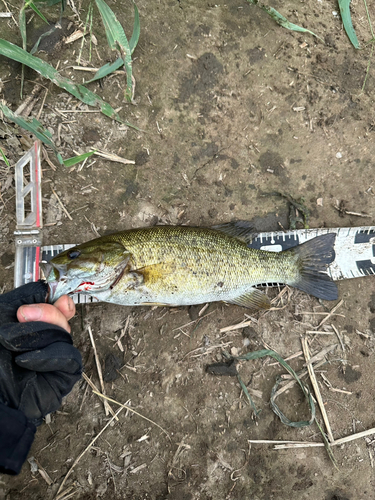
[44,224,338,309]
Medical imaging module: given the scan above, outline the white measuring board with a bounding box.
[247,226,375,281]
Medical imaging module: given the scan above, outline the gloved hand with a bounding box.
[0,280,82,427]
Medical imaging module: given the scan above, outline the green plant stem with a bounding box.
[363,0,374,39]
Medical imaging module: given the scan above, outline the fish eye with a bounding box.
[67,249,81,259]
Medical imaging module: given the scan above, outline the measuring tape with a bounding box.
[248,226,375,281]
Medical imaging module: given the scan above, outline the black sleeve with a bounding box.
[0,402,36,475]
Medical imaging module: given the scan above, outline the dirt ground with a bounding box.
[1,0,375,498]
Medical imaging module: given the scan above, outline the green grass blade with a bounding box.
[0,147,10,167]
[95,0,133,101]
[363,0,375,40]
[85,58,123,83]
[27,0,49,24]
[338,0,360,48]
[63,150,96,167]
[78,2,93,65]
[223,348,316,428]
[246,0,322,41]
[0,39,128,124]
[33,0,64,5]
[0,102,63,164]
[31,24,60,55]
[95,0,117,48]
[19,4,27,98]
[19,6,27,51]
[129,2,140,54]
[86,2,138,86]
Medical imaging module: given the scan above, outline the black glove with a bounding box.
[0,281,82,474]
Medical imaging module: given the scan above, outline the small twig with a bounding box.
[55,407,124,497]
[356,329,372,339]
[268,350,302,366]
[87,325,110,416]
[316,299,344,329]
[82,372,118,420]
[15,83,43,116]
[55,486,76,500]
[92,391,171,440]
[114,315,130,352]
[42,147,57,171]
[57,109,102,114]
[220,320,253,333]
[249,427,375,449]
[37,88,49,121]
[248,439,323,446]
[331,324,345,352]
[51,188,72,220]
[183,342,233,360]
[168,436,190,480]
[72,65,125,75]
[305,344,337,367]
[0,0,16,25]
[306,330,334,335]
[321,373,352,395]
[301,336,334,443]
[333,204,371,218]
[274,358,328,399]
[332,428,375,446]
[93,149,135,165]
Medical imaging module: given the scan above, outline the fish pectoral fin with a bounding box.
[119,270,144,290]
[137,262,175,284]
[227,289,271,310]
[212,220,257,244]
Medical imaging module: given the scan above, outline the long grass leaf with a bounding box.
[30,24,58,55]
[223,348,316,428]
[129,2,140,54]
[86,3,139,85]
[338,0,360,48]
[95,0,133,101]
[27,0,49,23]
[0,147,10,166]
[85,58,123,83]
[246,0,322,41]
[63,150,96,167]
[78,3,93,65]
[0,102,63,164]
[19,5,27,98]
[0,39,129,124]
[19,6,27,51]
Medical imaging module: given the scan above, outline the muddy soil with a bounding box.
[1,1,375,499]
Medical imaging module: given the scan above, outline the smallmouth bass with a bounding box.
[44,223,338,309]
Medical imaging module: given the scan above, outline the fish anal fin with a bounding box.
[227,288,271,310]
[212,220,257,244]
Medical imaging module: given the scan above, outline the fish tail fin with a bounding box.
[288,233,338,301]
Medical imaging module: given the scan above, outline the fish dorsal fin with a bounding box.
[227,288,271,310]
[212,220,257,244]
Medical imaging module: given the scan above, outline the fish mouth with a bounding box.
[45,260,128,303]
